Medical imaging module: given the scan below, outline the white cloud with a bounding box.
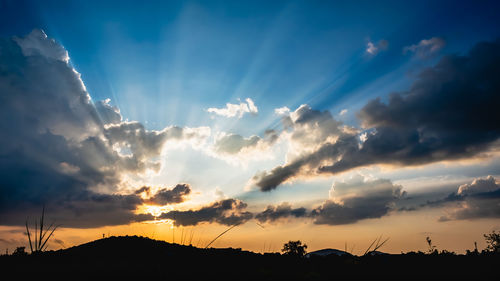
[366,39,388,55]
[13,29,69,62]
[404,37,445,58]
[366,42,377,54]
[458,175,499,196]
[207,98,258,118]
[95,98,122,124]
[274,106,290,115]
[209,130,279,165]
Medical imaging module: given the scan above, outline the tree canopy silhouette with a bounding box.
[282,240,307,257]
[484,231,500,253]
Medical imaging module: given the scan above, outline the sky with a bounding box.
[1,0,500,254]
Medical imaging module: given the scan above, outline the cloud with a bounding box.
[458,176,499,196]
[446,177,500,221]
[159,199,253,226]
[213,130,279,155]
[311,175,405,225]
[95,98,122,124]
[274,106,290,115]
[138,184,192,205]
[207,98,258,118]
[283,104,348,158]
[0,30,209,227]
[400,176,500,222]
[404,37,445,58]
[104,121,209,172]
[255,203,307,223]
[420,176,500,222]
[366,39,388,55]
[252,39,500,191]
[13,29,69,62]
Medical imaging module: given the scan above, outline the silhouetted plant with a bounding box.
[282,240,307,257]
[12,246,27,256]
[426,236,437,254]
[363,235,389,256]
[205,225,237,248]
[25,206,59,253]
[484,230,500,253]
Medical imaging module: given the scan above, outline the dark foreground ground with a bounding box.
[1,236,498,280]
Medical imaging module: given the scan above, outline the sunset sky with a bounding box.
[1,0,500,255]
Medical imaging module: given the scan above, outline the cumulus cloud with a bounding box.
[13,29,69,62]
[137,184,192,205]
[274,106,290,115]
[213,130,279,155]
[457,176,499,196]
[0,30,209,227]
[404,37,445,58]
[409,176,500,222]
[95,98,122,124]
[252,39,500,191]
[281,104,349,159]
[251,104,355,191]
[255,203,307,223]
[311,175,405,225]
[207,98,258,118]
[104,121,209,172]
[159,199,253,226]
[366,39,388,55]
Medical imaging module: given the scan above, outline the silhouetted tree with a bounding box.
[282,240,307,257]
[484,230,500,253]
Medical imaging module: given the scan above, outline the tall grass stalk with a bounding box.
[25,206,59,253]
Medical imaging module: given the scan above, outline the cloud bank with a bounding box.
[252,39,500,191]
[159,199,253,226]
[311,175,405,225]
[0,30,209,227]
[406,176,500,222]
[255,203,307,223]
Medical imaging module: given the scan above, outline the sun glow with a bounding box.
[137,204,173,218]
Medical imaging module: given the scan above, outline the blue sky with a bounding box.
[1,0,500,253]
[2,0,499,133]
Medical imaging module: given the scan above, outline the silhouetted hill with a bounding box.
[1,236,499,280]
[306,248,352,257]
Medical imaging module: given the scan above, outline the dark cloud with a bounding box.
[253,39,500,191]
[311,176,404,225]
[140,184,191,205]
[0,30,207,228]
[255,203,307,223]
[159,199,253,226]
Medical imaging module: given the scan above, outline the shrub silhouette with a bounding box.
[282,240,307,257]
[12,247,27,256]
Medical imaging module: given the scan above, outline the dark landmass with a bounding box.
[1,236,498,280]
